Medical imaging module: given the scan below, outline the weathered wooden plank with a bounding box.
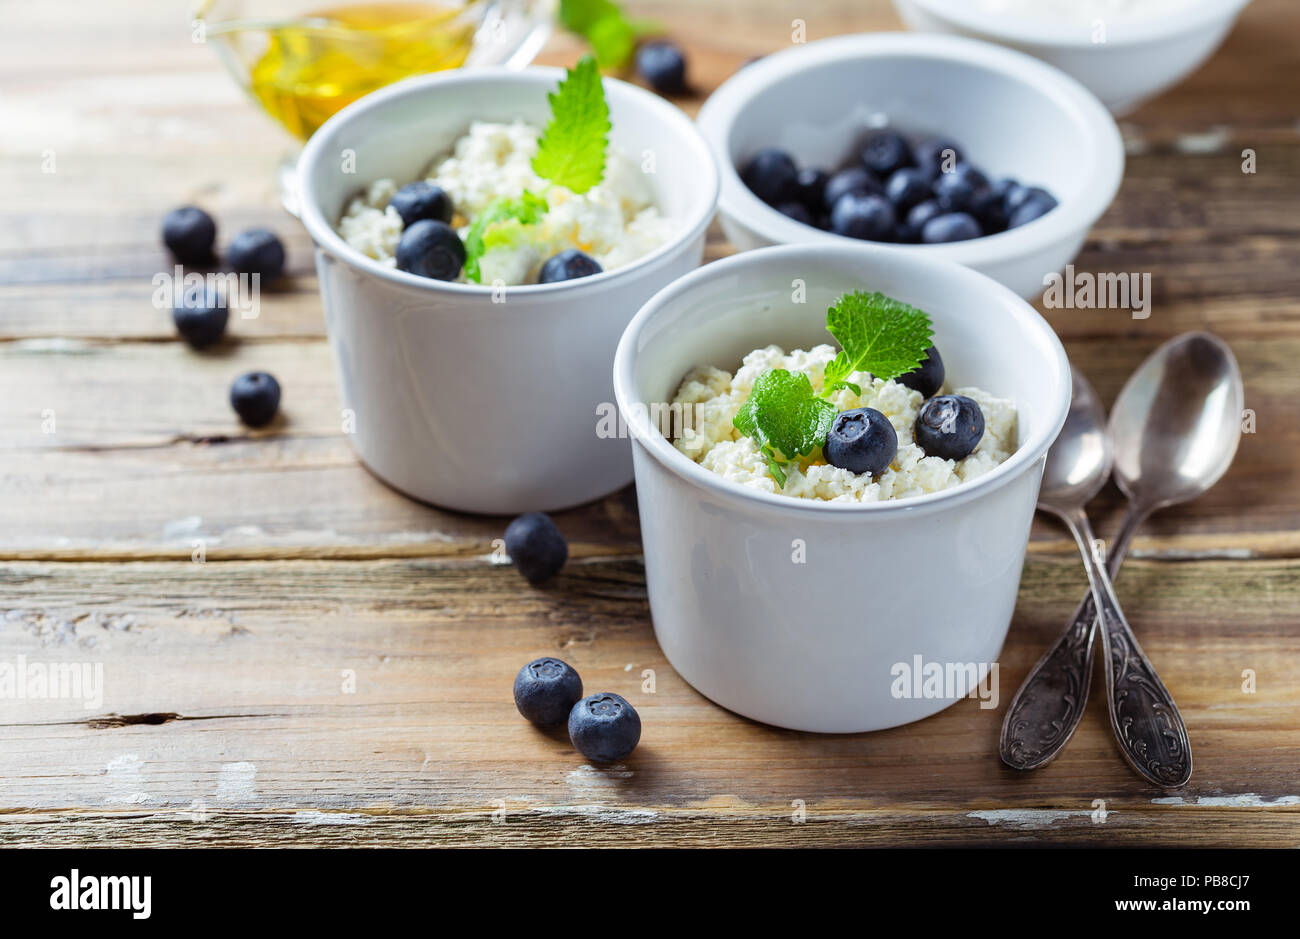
[0,555,1295,844]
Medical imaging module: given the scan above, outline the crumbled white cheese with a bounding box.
[336,120,674,285]
[671,344,1019,503]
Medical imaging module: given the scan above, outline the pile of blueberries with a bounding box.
[385,180,602,284]
[162,205,285,428]
[822,345,987,476]
[502,512,642,762]
[740,129,1058,244]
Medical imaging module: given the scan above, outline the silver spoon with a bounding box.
[1002,334,1242,787]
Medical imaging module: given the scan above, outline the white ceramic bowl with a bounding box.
[893,0,1252,115]
[297,68,719,514]
[613,244,1071,733]
[696,32,1123,300]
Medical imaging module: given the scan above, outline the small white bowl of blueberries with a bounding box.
[697,32,1124,299]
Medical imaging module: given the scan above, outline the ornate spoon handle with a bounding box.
[1001,507,1142,770]
[1065,507,1193,788]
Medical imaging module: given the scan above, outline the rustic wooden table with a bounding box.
[1,0,1297,847]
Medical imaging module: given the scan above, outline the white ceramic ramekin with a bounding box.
[613,244,1071,733]
[297,68,719,514]
[893,0,1253,115]
[696,32,1123,301]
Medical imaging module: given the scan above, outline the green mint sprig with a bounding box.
[462,58,610,282]
[732,291,933,487]
[531,55,611,195]
[560,0,661,69]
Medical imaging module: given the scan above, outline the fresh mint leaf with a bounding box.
[823,290,933,387]
[531,56,611,195]
[559,0,660,68]
[463,190,548,283]
[732,369,836,487]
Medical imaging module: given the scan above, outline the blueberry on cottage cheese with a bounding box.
[885,167,931,213]
[896,345,945,399]
[922,212,982,244]
[824,407,898,476]
[636,40,688,95]
[172,284,229,349]
[859,129,914,178]
[830,192,895,241]
[388,181,453,228]
[740,149,798,206]
[916,394,985,461]
[504,512,568,583]
[568,693,641,763]
[395,219,465,281]
[230,371,281,428]
[162,206,216,264]
[513,657,583,726]
[822,166,882,209]
[227,228,286,282]
[539,249,602,283]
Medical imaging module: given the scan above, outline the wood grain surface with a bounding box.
[0,0,1297,847]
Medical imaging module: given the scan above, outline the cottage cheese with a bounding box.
[337,121,674,285]
[671,344,1018,503]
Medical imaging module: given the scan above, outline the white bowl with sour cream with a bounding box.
[297,67,719,514]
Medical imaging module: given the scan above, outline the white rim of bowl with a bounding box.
[297,66,720,297]
[613,243,1073,517]
[900,0,1253,48]
[697,32,1124,267]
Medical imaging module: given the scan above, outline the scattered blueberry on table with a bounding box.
[539,248,602,283]
[915,394,985,461]
[568,692,641,762]
[504,512,568,584]
[738,129,1057,243]
[636,40,688,95]
[162,206,217,265]
[172,283,229,349]
[395,219,465,281]
[229,371,282,428]
[824,407,898,477]
[228,228,286,282]
[513,657,583,725]
[388,180,453,228]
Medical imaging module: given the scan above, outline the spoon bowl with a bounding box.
[1037,369,1113,518]
[1111,332,1245,512]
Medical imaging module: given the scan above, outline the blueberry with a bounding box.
[230,371,281,428]
[568,693,641,763]
[1008,190,1059,228]
[896,345,945,398]
[915,394,984,460]
[740,148,798,206]
[921,212,982,243]
[395,219,465,281]
[931,164,989,214]
[636,40,687,94]
[793,167,829,211]
[171,284,229,349]
[162,206,216,264]
[885,167,931,213]
[504,512,568,583]
[824,407,898,476]
[859,129,914,178]
[898,199,943,242]
[1004,183,1049,214]
[973,179,1015,233]
[227,229,286,283]
[829,192,895,241]
[388,181,453,228]
[914,137,963,180]
[539,248,602,283]
[822,166,882,209]
[513,657,583,726]
[775,201,813,226]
